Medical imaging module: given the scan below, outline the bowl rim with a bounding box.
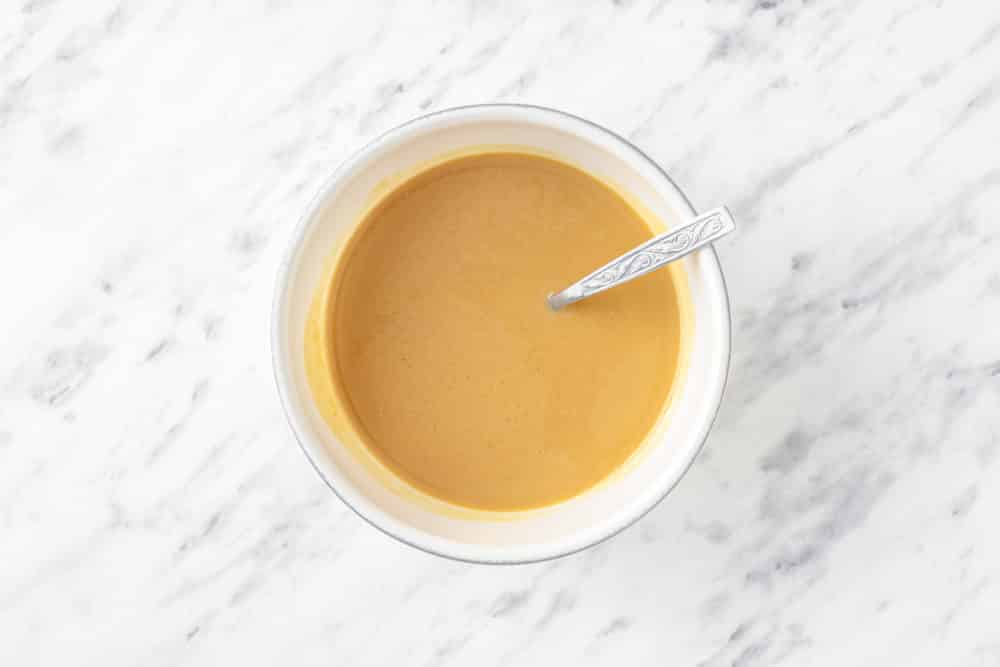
[271,103,732,564]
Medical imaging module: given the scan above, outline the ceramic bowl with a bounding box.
[272,104,730,563]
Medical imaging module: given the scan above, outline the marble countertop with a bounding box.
[4,2,1000,664]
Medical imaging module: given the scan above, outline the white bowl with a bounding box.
[272,104,731,563]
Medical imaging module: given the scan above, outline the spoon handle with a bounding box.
[547,206,735,310]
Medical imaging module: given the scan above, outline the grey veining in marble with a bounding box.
[3,1,1000,665]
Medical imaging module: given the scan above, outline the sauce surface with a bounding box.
[318,152,687,511]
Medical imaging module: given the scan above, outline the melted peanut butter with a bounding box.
[308,152,689,511]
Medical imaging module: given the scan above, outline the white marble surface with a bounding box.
[3,1,1000,664]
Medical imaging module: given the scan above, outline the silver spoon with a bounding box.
[547,206,735,310]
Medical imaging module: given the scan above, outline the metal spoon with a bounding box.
[547,206,735,310]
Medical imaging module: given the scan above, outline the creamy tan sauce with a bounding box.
[309,152,688,511]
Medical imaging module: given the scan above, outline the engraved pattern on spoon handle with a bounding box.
[548,206,735,310]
